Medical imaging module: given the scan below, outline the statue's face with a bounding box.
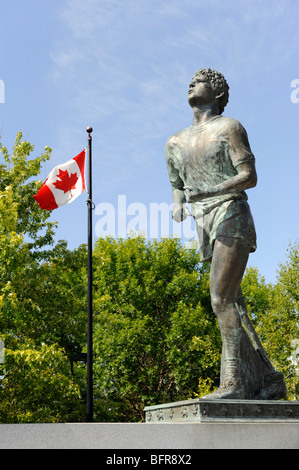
[188,73,215,108]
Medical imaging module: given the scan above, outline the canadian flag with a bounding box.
[34,150,86,210]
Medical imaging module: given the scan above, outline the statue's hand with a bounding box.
[172,203,191,222]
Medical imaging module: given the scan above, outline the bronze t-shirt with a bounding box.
[165,116,257,261]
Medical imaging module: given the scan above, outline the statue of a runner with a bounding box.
[165,68,287,399]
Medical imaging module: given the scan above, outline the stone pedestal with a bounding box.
[144,398,299,423]
[1,421,299,449]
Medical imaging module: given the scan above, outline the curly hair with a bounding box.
[193,68,229,115]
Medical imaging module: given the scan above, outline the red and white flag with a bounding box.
[34,150,86,210]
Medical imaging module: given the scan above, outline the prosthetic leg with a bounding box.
[202,289,287,400]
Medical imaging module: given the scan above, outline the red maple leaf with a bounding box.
[53,169,79,195]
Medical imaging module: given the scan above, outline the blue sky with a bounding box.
[1,0,298,283]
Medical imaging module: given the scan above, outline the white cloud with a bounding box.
[48,0,299,199]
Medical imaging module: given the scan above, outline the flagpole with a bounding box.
[86,126,93,422]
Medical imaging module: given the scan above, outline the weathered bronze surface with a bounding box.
[144,399,299,422]
[165,68,286,400]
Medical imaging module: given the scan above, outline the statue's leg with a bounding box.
[235,288,287,400]
[235,288,274,370]
[201,237,287,400]
[202,237,250,399]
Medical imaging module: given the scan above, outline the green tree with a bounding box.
[92,236,221,422]
[241,245,299,399]
[0,132,56,254]
[0,133,56,339]
[0,133,87,423]
[262,242,299,399]
[0,240,88,423]
[0,342,82,423]
[7,240,88,354]
[1,133,298,423]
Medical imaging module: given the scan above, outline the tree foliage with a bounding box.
[0,343,82,423]
[0,134,86,422]
[0,133,298,423]
[241,247,299,399]
[0,132,56,253]
[92,236,221,421]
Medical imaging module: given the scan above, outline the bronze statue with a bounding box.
[165,68,287,400]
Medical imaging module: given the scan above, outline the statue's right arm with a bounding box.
[165,137,190,223]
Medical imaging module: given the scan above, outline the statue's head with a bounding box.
[190,68,229,115]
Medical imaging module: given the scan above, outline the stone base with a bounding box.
[1,421,299,449]
[144,398,299,423]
